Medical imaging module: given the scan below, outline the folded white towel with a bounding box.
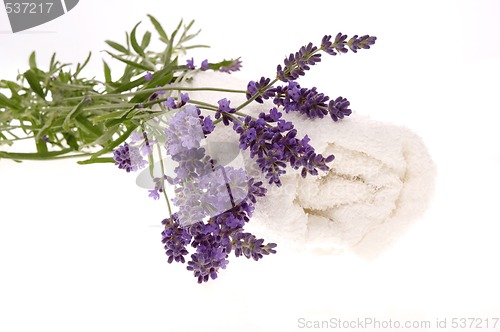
[181,72,436,259]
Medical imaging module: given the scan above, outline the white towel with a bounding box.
[180,71,436,259]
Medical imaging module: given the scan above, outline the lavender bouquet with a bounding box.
[0,16,376,283]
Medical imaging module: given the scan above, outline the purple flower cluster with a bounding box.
[165,105,257,225]
[246,77,275,103]
[186,58,209,71]
[112,142,147,172]
[218,58,242,73]
[160,105,274,283]
[321,33,377,55]
[277,42,322,82]
[113,31,376,283]
[164,105,205,156]
[161,216,191,263]
[244,33,375,124]
[276,33,376,82]
[260,81,352,122]
[162,193,275,283]
[233,232,277,261]
[233,108,335,185]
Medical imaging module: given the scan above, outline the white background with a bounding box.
[1,1,499,331]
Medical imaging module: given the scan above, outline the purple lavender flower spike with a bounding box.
[162,215,192,264]
[245,77,275,103]
[113,143,147,172]
[280,82,330,119]
[321,33,348,55]
[219,58,242,73]
[233,107,335,186]
[277,42,321,81]
[277,33,376,81]
[348,35,377,53]
[164,105,205,156]
[161,105,277,282]
[328,96,352,121]
[187,243,229,283]
[160,175,274,282]
[233,232,277,261]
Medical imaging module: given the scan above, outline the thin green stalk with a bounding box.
[0,148,74,161]
[58,86,246,103]
[156,144,172,216]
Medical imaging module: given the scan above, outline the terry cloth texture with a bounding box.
[180,71,436,258]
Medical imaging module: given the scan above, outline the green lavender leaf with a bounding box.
[0,92,19,110]
[89,124,138,159]
[0,17,219,165]
[62,98,87,132]
[23,69,45,99]
[105,40,129,54]
[141,31,152,50]
[129,70,175,104]
[164,19,183,66]
[92,109,129,124]
[74,114,103,140]
[63,132,79,150]
[0,148,74,161]
[103,60,112,83]
[81,124,119,147]
[112,76,147,94]
[35,112,56,141]
[105,113,135,128]
[49,52,57,71]
[29,51,37,69]
[130,22,145,56]
[178,20,201,45]
[105,51,153,71]
[74,52,92,77]
[148,14,169,43]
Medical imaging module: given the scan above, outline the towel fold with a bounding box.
[180,72,436,258]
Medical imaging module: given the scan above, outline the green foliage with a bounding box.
[0,16,238,163]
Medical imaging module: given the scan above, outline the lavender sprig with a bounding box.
[277,42,322,81]
[276,33,376,82]
[114,30,374,282]
[0,16,376,283]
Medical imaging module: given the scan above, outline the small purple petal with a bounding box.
[200,59,209,71]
